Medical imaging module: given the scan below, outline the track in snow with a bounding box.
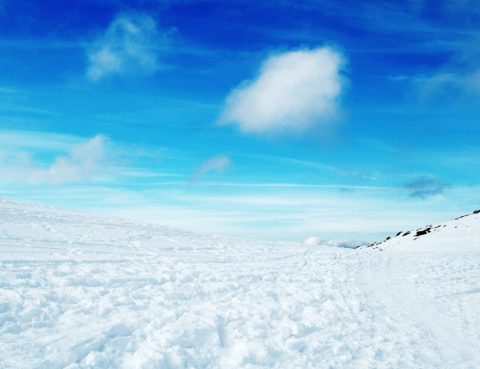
[1,198,480,369]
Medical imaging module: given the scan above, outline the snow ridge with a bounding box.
[361,209,480,252]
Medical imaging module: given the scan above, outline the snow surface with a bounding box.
[1,198,480,369]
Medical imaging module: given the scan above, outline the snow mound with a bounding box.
[304,236,321,246]
[304,237,361,248]
[362,209,480,252]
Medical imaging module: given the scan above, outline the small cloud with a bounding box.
[86,12,161,81]
[0,134,110,184]
[219,46,347,135]
[412,30,480,98]
[191,154,231,183]
[404,175,447,199]
[416,69,480,99]
[338,187,356,194]
[42,135,109,184]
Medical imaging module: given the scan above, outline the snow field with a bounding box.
[1,198,480,368]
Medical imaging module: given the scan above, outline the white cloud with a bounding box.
[86,12,160,81]
[191,154,231,183]
[42,135,108,184]
[0,134,109,184]
[220,46,347,134]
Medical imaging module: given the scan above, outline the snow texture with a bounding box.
[1,198,480,369]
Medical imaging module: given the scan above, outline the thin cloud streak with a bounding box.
[190,154,231,184]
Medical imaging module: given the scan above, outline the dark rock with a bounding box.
[415,227,431,237]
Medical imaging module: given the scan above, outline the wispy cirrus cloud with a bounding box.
[190,154,231,183]
[0,130,79,152]
[417,70,480,97]
[390,50,480,99]
[405,5,480,97]
[220,46,347,135]
[86,12,163,81]
[412,29,480,97]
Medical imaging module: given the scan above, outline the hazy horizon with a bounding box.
[1,0,479,239]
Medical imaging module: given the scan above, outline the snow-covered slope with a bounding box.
[1,198,480,369]
[363,209,480,252]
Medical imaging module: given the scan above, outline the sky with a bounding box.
[1,0,479,240]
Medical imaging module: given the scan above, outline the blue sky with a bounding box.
[1,0,479,240]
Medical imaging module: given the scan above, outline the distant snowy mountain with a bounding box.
[362,209,480,252]
[1,198,480,369]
